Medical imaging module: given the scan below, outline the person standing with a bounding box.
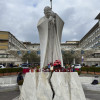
[50,63,54,72]
[17,72,23,85]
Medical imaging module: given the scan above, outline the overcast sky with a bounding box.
[0,0,99,43]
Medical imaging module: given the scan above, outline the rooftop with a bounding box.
[80,22,99,43]
[95,13,100,19]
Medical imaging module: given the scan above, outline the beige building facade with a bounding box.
[79,13,100,49]
[0,13,100,66]
[0,31,27,66]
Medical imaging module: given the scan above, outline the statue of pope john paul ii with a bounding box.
[37,6,64,69]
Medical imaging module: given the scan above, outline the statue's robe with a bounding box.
[37,14,64,68]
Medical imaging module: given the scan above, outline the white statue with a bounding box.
[37,6,64,69]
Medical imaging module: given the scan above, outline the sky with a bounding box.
[0,0,99,43]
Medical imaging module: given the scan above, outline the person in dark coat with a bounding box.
[17,72,23,84]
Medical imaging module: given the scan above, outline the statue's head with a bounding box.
[44,6,51,18]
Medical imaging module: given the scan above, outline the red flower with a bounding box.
[53,63,57,66]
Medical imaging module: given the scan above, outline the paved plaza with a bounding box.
[0,90,19,100]
[0,89,100,100]
[84,90,100,100]
[0,74,100,100]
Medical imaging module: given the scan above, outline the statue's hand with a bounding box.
[49,16,55,24]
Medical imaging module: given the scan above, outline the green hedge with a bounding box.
[0,68,23,74]
[81,67,100,74]
[81,67,89,73]
[76,70,81,75]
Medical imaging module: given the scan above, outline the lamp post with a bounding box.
[81,50,84,65]
[81,56,84,65]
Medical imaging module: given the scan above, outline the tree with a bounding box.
[63,51,73,64]
[62,51,80,65]
[22,51,40,64]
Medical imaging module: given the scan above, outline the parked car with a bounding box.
[74,64,82,71]
[96,65,100,67]
[18,63,31,74]
[19,63,31,69]
[0,65,6,68]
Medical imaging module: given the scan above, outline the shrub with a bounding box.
[0,69,3,73]
[89,67,100,74]
[3,68,12,73]
[11,68,22,73]
[0,68,23,74]
[81,67,100,74]
[95,67,100,72]
[81,67,89,73]
[89,67,95,73]
[76,70,81,75]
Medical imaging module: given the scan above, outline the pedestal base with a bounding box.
[19,72,86,100]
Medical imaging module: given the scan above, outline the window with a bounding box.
[0,54,8,58]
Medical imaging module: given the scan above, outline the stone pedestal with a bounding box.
[19,72,86,100]
[51,72,86,100]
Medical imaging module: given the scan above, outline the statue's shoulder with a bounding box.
[55,13,64,24]
[37,16,46,26]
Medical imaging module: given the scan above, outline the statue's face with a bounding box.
[44,6,51,18]
[44,11,51,18]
